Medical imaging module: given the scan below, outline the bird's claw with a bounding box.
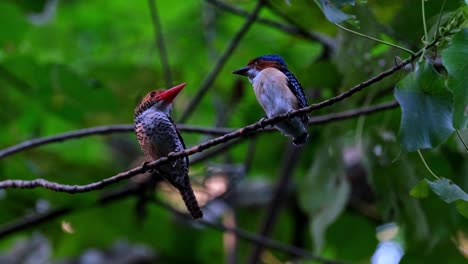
[142,161,154,173]
[259,117,268,128]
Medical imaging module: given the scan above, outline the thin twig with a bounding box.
[153,199,349,264]
[178,0,266,123]
[456,130,468,153]
[0,124,232,159]
[0,48,423,193]
[334,23,415,56]
[206,0,336,53]
[248,144,302,264]
[0,101,399,160]
[0,184,141,238]
[0,184,347,264]
[148,0,173,87]
[0,100,402,192]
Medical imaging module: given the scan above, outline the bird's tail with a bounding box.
[293,132,309,146]
[179,183,203,219]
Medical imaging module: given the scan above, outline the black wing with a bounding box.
[168,116,189,167]
[283,70,309,125]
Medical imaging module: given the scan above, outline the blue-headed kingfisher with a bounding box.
[233,54,309,146]
[134,83,203,219]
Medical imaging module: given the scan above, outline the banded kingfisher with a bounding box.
[134,83,203,219]
[233,54,309,146]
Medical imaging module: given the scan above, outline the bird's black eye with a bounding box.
[149,92,156,97]
[255,59,262,65]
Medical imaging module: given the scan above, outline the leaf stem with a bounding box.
[421,0,429,43]
[417,150,440,180]
[334,23,415,56]
[456,130,468,153]
[434,0,447,40]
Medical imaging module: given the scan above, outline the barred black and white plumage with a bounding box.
[134,84,203,219]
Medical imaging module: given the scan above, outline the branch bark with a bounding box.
[0,101,398,160]
[0,46,420,193]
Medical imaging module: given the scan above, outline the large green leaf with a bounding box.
[298,141,350,253]
[442,28,468,129]
[427,178,468,218]
[426,178,468,203]
[315,0,356,23]
[394,62,455,152]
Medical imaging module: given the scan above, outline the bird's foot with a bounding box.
[141,161,154,173]
[259,117,270,128]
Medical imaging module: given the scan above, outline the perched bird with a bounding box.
[134,83,202,219]
[233,54,309,146]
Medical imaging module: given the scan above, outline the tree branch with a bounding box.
[0,99,400,193]
[1,45,421,193]
[178,0,266,123]
[0,101,398,160]
[248,144,302,263]
[206,0,336,53]
[154,199,349,264]
[0,183,348,264]
[148,0,173,87]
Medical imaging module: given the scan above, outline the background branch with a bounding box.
[148,0,173,87]
[0,101,398,160]
[178,0,266,122]
[206,0,336,53]
[0,181,347,264]
[248,144,302,263]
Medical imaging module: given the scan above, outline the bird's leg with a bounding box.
[259,117,271,128]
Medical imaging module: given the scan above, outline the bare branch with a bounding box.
[0,124,232,159]
[0,47,422,193]
[206,0,336,53]
[248,144,302,263]
[0,183,348,264]
[178,0,266,123]
[0,101,398,160]
[148,0,173,87]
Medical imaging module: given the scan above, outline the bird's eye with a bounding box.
[149,92,156,97]
[255,59,262,65]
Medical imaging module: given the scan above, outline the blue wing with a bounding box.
[283,70,309,125]
[284,70,308,108]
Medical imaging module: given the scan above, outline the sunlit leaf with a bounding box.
[456,200,468,218]
[410,179,429,198]
[442,28,468,129]
[426,178,468,203]
[315,0,356,23]
[394,62,455,152]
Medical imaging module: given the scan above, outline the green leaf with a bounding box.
[298,142,350,253]
[456,200,468,218]
[410,179,429,198]
[442,28,468,129]
[426,178,468,203]
[315,0,356,23]
[394,62,455,152]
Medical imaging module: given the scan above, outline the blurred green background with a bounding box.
[0,0,467,263]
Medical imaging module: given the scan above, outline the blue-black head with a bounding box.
[255,54,287,67]
[232,54,288,76]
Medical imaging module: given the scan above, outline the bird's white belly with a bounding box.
[252,68,297,118]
